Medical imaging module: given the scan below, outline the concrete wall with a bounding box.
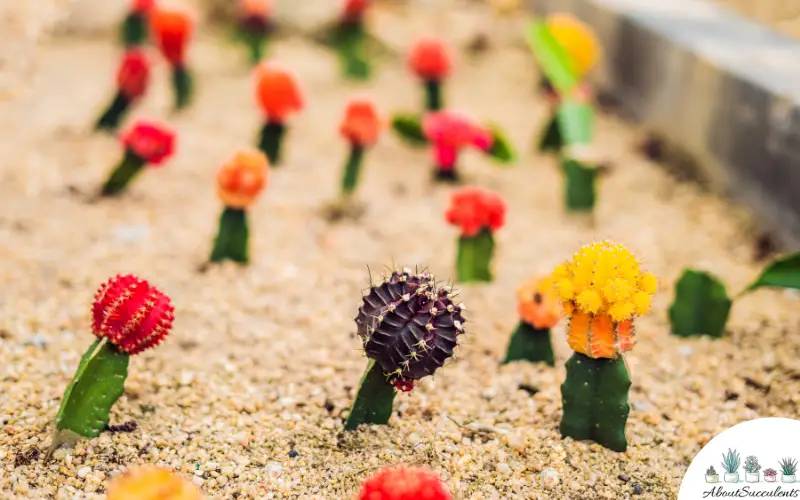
[530,0,800,248]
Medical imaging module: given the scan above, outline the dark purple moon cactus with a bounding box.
[355,268,465,392]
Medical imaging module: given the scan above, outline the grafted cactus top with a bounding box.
[355,269,464,386]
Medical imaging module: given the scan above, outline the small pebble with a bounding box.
[496,463,512,475]
[288,450,299,458]
[77,467,91,479]
[633,483,644,495]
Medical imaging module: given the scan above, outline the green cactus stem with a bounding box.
[242,31,268,66]
[94,92,132,133]
[235,17,272,65]
[120,12,148,47]
[537,113,562,153]
[391,114,427,146]
[668,269,732,338]
[258,121,286,165]
[209,207,250,264]
[485,125,516,164]
[425,79,442,111]
[456,228,494,283]
[502,321,554,366]
[344,360,397,430]
[341,145,365,197]
[331,22,371,81]
[560,352,630,452]
[171,66,193,111]
[101,149,147,196]
[47,339,130,457]
[562,158,597,212]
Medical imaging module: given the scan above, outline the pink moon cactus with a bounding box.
[422,110,493,182]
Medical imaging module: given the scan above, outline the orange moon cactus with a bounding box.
[340,98,382,147]
[216,150,270,209]
[107,466,204,500]
[253,62,304,165]
[150,7,195,109]
[516,275,561,330]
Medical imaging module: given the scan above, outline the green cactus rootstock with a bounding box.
[172,66,193,111]
[668,269,732,338]
[48,339,130,457]
[502,321,554,366]
[562,158,597,212]
[120,12,148,47]
[258,121,286,165]
[344,360,396,430]
[341,145,365,197]
[560,352,631,452]
[330,22,371,81]
[209,207,250,264]
[391,114,427,146]
[425,80,442,111]
[101,150,147,196]
[456,228,495,283]
[95,92,133,133]
[234,17,272,66]
[345,269,465,430]
[537,113,562,153]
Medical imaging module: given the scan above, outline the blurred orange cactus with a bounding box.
[240,0,271,16]
[516,276,561,330]
[340,98,382,147]
[254,62,305,123]
[107,466,204,500]
[217,150,270,209]
[150,8,194,66]
[546,13,601,79]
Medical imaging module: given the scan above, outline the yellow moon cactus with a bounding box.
[545,13,602,79]
[107,466,205,500]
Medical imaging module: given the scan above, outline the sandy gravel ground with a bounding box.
[2,2,800,499]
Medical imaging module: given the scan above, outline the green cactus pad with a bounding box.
[209,207,250,264]
[560,352,630,452]
[668,269,731,338]
[258,121,286,165]
[95,92,132,133]
[391,114,427,146]
[561,158,597,212]
[172,66,193,111]
[745,252,800,292]
[502,321,554,366]
[485,125,516,164]
[537,113,562,153]
[525,20,579,95]
[344,360,396,431]
[48,339,130,456]
[101,150,147,197]
[341,145,365,196]
[456,228,494,283]
[120,12,148,47]
[557,100,594,146]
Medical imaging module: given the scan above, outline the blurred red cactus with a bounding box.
[342,0,370,23]
[116,50,150,100]
[131,0,156,14]
[358,466,451,500]
[408,37,452,82]
[121,120,176,165]
[92,274,175,356]
[423,111,492,172]
[150,8,194,66]
[445,186,506,237]
[217,150,270,209]
[340,98,382,147]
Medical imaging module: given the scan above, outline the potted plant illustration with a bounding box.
[722,449,741,483]
[764,469,778,483]
[705,466,719,483]
[780,457,798,483]
[744,455,761,483]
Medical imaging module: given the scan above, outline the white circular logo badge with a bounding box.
[679,418,800,499]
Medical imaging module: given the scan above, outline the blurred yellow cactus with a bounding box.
[554,241,656,358]
[546,13,602,78]
[107,466,205,500]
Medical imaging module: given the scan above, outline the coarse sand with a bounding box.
[2,2,800,499]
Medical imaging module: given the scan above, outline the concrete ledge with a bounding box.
[530,0,800,248]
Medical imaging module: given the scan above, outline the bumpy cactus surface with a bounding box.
[345,268,464,430]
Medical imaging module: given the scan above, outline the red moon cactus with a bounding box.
[95,50,151,132]
[423,110,492,182]
[101,120,176,196]
[254,62,304,165]
[408,37,453,111]
[445,186,506,282]
[338,98,383,197]
[358,466,452,500]
[150,7,195,110]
